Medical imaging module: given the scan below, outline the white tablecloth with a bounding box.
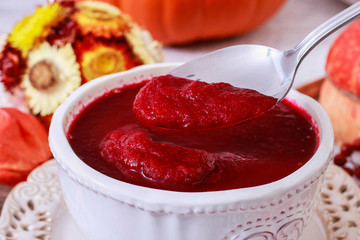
[0,0,350,87]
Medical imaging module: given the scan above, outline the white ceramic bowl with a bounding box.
[49,63,334,240]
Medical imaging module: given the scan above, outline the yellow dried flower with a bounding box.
[80,44,127,82]
[8,3,63,57]
[73,1,128,38]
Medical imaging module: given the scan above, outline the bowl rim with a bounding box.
[49,62,334,211]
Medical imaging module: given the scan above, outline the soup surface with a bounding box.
[67,79,319,192]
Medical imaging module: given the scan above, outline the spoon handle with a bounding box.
[286,1,360,63]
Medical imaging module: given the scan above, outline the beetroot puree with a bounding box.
[67,81,319,192]
[133,75,277,130]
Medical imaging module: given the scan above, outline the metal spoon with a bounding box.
[169,2,360,102]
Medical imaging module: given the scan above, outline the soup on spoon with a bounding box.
[133,74,277,130]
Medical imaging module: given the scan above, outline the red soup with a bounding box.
[67,77,319,192]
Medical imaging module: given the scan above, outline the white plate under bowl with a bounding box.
[0,160,359,240]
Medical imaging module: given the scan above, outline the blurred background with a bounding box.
[0,0,350,88]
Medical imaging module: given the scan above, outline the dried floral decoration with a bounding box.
[8,3,64,57]
[0,0,163,120]
[73,1,128,38]
[21,42,81,115]
[74,35,141,82]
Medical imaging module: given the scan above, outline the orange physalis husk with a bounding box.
[0,108,51,186]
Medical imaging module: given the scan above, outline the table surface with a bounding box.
[0,0,352,211]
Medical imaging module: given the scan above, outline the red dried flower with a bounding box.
[0,45,26,91]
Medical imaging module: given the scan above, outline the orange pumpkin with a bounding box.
[76,0,287,45]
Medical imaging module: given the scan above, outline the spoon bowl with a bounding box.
[170,1,360,103]
[170,45,288,100]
